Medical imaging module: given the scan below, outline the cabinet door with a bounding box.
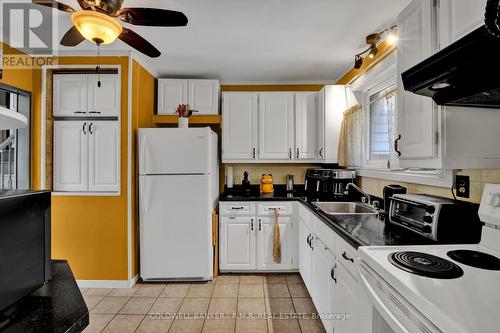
[295,93,318,159]
[53,121,88,191]
[157,79,188,115]
[222,93,258,161]
[53,74,88,117]
[317,88,326,160]
[257,217,291,270]
[258,93,294,160]
[88,121,120,192]
[220,217,256,270]
[336,264,359,333]
[312,239,337,333]
[439,0,487,49]
[188,80,219,115]
[88,74,120,117]
[299,220,313,291]
[397,0,438,162]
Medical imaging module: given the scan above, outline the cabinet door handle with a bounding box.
[88,122,93,135]
[296,147,300,159]
[258,219,262,231]
[394,134,402,157]
[250,219,254,231]
[331,265,337,283]
[342,251,354,263]
[74,111,86,114]
[82,122,87,134]
[306,234,311,246]
[288,148,292,159]
[319,148,324,158]
[89,111,101,114]
[252,148,256,159]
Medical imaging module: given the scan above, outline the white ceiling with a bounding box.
[13,0,411,83]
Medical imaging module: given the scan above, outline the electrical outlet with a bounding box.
[456,175,470,198]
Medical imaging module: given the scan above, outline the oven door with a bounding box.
[358,261,443,333]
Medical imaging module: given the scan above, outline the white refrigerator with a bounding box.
[138,128,218,281]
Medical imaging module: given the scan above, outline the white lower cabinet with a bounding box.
[219,202,298,272]
[298,204,371,333]
[220,216,256,270]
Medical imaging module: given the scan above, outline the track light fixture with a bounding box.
[352,25,397,69]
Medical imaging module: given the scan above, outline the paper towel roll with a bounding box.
[226,166,234,188]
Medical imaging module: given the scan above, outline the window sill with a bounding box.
[356,168,454,188]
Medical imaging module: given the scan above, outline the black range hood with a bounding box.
[401,25,500,108]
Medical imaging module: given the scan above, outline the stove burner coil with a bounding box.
[389,251,464,279]
[447,250,500,270]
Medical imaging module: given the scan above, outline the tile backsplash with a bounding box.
[225,164,320,185]
[359,170,500,204]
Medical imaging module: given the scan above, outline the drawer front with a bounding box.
[334,233,358,279]
[257,202,294,216]
[313,218,337,255]
[220,202,256,216]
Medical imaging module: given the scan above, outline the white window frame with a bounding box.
[351,53,454,188]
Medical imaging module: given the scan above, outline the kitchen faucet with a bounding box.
[345,183,372,205]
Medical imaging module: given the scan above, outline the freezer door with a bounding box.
[139,128,213,175]
[139,175,213,280]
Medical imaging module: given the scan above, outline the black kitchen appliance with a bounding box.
[401,25,500,108]
[331,169,356,196]
[388,194,481,243]
[304,168,333,199]
[0,191,51,315]
[383,185,407,213]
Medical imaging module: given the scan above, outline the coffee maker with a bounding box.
[331,169,356,196]
[304,169,334,199]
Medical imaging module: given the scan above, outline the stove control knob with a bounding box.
[421,225,432,234]
[489,193,500,208]
[423,215,433,223]
[425,205,435,214]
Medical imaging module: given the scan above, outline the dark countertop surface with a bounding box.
[0,260,89,333]
[221,185,435,249]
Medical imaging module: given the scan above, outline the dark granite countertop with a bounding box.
[220,185,435,249]
[0,260,89,333]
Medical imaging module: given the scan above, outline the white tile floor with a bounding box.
[81,273,326,333]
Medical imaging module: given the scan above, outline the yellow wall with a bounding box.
[48,56,130,280]
[131,60,155,277]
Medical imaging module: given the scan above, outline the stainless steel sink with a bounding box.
[313,202,378,215]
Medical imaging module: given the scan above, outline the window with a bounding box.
[366,85,397,167]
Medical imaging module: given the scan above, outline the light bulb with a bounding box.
[387,32,398,45]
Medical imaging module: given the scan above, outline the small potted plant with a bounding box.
[175,104,197,128]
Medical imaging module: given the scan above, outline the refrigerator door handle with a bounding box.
[140,180,149,214]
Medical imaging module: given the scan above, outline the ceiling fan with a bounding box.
[32,0,188,58]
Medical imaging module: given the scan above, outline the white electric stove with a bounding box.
[357,184,500,333]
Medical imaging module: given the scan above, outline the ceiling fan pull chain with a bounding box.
[96,42,101,88]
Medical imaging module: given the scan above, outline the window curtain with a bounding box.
[385,88,398,164]
[338,104,363,167]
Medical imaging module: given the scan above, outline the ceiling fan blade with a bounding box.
[60,26,85,47]
[117,8,188,26]
[31,0,75,13]
[119,28,161,58]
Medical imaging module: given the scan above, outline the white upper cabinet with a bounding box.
[88,121,120,192]
[295,93,318,159]
[318,86,350,164]
[53,74,88,117]
[439,0,487,49]
[188,80,220,115]
[158,79,219,115]
[258,93,295,160]
[53,121,88,192]
[222,93,258,161]
[88,74,120,117]
[157,79,188,115]
[53,74,119,118]
[397,0,440,167]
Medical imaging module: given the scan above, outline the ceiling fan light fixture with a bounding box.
[71,11,123,45]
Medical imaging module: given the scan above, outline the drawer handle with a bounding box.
[231,207,244,210]
[342,251,354,263]
[74,111,86,114]
[89,111,101,114]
